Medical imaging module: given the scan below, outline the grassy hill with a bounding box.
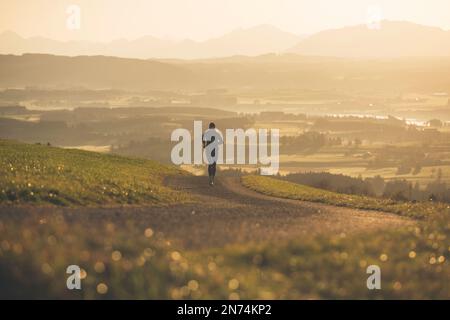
[0,139,190,206]
[0,54,191,90]
[0,141,448,299]
[3,53,450,93]
[1,174,448,299]
[242,175,445,219]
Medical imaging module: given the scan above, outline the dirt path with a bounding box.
[160,176,412,248]
[1,176,413,250]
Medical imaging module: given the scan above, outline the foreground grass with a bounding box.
[0,212,209,299]
[242,175,444,219]
[0,206,449,299]
[215,214,450,299]
[0,140,190,206]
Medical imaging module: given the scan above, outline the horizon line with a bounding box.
[1,19,449,44]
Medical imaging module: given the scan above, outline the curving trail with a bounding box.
[1,176,413,250]
[160,176,413,249]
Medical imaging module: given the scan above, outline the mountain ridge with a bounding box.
[288,20,450,57]
[3,21,450,59]
[0,25,302,60]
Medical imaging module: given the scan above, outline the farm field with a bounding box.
[278,145,450,185]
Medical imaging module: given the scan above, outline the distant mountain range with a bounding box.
[2,20,449,59]
[1,21,449,60]
[288,21,450,58]
[0,25,302,60]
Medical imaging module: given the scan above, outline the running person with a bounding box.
[203,122,223,186]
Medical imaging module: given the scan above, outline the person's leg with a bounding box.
[211,162,216,184]
[208,164,213,185]
[208,163,216,185]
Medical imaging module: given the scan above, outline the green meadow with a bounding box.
[0,139,190,206]
[0,141,449,299]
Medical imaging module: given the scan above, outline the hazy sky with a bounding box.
[1,0,449,42]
